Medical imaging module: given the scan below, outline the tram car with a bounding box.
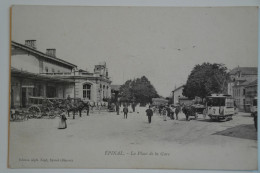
[206,94,235,121]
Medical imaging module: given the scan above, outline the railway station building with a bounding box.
[10,40,112,109]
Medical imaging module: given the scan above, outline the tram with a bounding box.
[206,94,235,121]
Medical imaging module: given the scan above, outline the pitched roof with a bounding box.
[245,79,257,87]
[12,41,77,68]
[234,77,257,86]
[172,85,184,92]
[230,67,258,75]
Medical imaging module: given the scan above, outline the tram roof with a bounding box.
[206,94,232,98]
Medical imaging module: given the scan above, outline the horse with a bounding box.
[66,99,90,119]
[182,105,197,121]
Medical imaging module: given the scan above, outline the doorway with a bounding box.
[22,88,27,107]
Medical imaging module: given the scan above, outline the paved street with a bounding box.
[9,106,257,170]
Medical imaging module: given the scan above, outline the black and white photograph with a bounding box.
[8,5,258,170]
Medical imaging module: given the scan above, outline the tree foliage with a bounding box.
[183,63,230,99]
[119,76,159,104]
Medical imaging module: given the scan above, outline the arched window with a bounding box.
[83,84,91,100]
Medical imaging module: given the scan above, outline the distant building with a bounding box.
[228,67,258,96]
[228,67,258,111]
[244,79,258,112]
[172,85,189,104]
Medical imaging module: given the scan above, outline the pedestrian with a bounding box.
[90,101,95,113]
[159,104,163,116]
[175,106,180,120]
[131,102,136,112]
[123,106,128,119]
[162,107,167,121]
[166,105,172,119]
[58,111,67,129]
[86,101,90,116]
[116,102,120,115]
[67,95,72,102]
[170,105,175,120]
[182,105,191,121]
[146,105,153,123]
[97,101,101,114]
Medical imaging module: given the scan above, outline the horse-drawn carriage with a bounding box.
[182,104,206,120]
[27,97,68,119]
[10,97,66,121]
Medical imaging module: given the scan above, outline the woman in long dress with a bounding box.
[58,113,67,129]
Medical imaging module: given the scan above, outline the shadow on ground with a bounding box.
[240,114,254,118]
[197,119,226,123]
[213,124,257,140]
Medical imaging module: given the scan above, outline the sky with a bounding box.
[11,6,258,97]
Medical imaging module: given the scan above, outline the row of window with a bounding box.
[233,88,245,97]
[234,98,247,106]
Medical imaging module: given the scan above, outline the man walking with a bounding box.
[97,101,101,114]
[86,101,90,116]
[123,105,128,119]
[146,106,153,123]
[175,106,180,120]
[116,102,120,115]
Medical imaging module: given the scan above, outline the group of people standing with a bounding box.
[145,104,181,124]
[159,105,181,121]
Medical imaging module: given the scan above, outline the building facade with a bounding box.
[172,85,187,104]
[60,62,112,102]
[11,40,76,108]
[244,79,258,112]
[228,67,258,111]
[11,40,112,108]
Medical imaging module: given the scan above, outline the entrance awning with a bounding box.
[11,67,75,83]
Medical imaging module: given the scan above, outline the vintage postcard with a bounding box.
[8,5,258,170]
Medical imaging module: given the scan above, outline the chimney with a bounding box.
[46,49,56,57]
[25,40,37,49]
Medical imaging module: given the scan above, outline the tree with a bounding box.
[183,63,230,99]
[119,79,133,102]
[119,76,159,104]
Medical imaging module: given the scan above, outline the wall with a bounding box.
[173,87,184,104]
[11,54,40,73]
[10,77,21,108]
[74,78,111,102]
[233,86,245,111]
[42,61,72,73]
[64,83,75,99]
[12,46,73,74]
[245,85,257,105]
[75,79,97,101]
